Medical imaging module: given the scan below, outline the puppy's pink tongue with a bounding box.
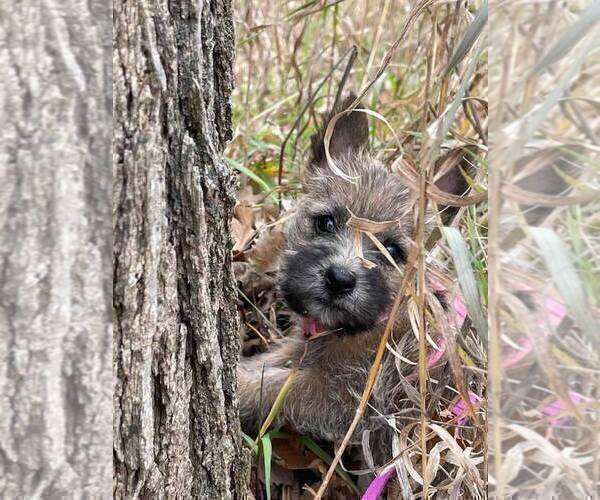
[302,317,324,338]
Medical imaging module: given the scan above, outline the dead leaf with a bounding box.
[346,209,398,233]
[233,203,256,253]
[247,224,286,273]
[394,156,486,207]
[272,435,323,471]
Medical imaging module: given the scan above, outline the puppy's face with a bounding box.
[280,96,413,336]
[281,157,412,335]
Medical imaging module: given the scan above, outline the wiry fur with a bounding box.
[237,94,469,466]
[281,152,410,336]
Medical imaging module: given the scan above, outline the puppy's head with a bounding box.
[280,95,413,336]
[280,94,473,336]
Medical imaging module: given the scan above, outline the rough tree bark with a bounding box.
[113,0,248,498]
[0,1,112,498]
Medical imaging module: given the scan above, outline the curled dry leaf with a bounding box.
[346,208,398,233]
[502,183,599,207]
[505,423,593,492]
[247,223,286,273]
[232,203,256,253]
[433,147,475,182]
[323,110,360,183]
[394,156,487,207]
[428,423,484,490]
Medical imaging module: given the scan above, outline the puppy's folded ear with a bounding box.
[309,93,369,168]
[434,147,477,223]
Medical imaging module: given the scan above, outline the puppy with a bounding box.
[238,94,469,463]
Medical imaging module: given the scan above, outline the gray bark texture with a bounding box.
[0,0,112,498]
[113,0,248,499]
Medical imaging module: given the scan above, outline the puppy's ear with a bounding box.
[309,93,369,167]
[434,148,476,224]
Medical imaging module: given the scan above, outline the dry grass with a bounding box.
[229,1,489,498]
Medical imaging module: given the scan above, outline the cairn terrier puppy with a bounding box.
[238,94,469,462]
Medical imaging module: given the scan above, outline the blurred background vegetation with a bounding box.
[489,1,599,498]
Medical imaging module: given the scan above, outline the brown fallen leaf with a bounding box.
[272,435,324,471]
[247,224,286,273]
[232,203,256,253]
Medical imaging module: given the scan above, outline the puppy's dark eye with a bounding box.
[315,215,336,234]
[384,243,405,262]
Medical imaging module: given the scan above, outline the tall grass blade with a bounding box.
[255,370,297,443]
[241,431,257,452]
[442,227,488,344]
[299,436,360,494]
[225,157,278,204]
[530,227,598,349]
[507,35,596,163]
[443,0,488,77]
[426,43,484,161]
[261,434,273,500]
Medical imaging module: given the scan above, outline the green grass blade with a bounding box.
[442,227,488,344]
[242,431,257,451]
[261,435,273,500]
[261,430,360,494]
[530,227,598,349]
[224,157,278,204]
[266,429,290,440]
[444,0,488,76]
[255,370,297,443]
[299,436,360,495]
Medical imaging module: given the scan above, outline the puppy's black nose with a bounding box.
[325,265,356,295]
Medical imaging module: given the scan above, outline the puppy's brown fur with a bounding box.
[238,95,469,464]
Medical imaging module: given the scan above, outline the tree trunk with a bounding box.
[0,1,112,498]
[113,0,248,498]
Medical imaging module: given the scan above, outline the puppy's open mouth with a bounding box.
[301,310,389,339]
[301,317,331,338]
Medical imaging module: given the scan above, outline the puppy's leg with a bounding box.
[238,362,292,435]
[238,337,307,434]
[238,337,348,439]
[238,338,356,441]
